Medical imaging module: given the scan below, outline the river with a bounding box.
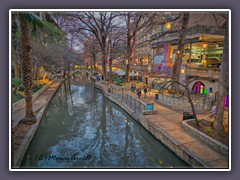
[21,72,189,169]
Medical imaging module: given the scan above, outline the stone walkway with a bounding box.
[95,81,229,169]
[12,80,62,128]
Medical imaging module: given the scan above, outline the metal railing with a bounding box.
[111,87,146,117]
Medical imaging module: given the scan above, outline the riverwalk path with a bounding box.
[94,81,229,169]
[12,80,62,128]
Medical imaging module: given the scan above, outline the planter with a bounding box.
[12,81,54,112]
[182,119,228,156]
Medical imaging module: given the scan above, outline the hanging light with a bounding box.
[202,43,208,49]
[165,22,171,30]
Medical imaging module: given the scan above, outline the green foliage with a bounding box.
[107,72,123,86]
[32,83,45,93]
[19,84,25,91]
[115,77,124,86]
[217,130,225,137]
[204,127,212,135]
[17,12,63,38]
[12,93,24,103]
[12,78,22,85]
[42,20,64,37]
[109,74,115,81]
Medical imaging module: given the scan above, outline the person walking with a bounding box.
[133,83,136,92]
[137,88,141,99]
[143,87,147,98]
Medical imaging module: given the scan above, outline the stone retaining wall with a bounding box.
[182,119,228,156]
[95,83,206,167]
[12,81,55,112]
[13,80,63,167]
[156,93,212,113]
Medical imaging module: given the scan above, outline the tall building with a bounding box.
[135,12,228,111]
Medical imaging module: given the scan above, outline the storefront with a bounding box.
[192,81,208,95]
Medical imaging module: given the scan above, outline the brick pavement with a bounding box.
[96,81,229,169]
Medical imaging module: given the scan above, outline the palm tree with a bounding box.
[17,12,62,124]
[19,13,36,124]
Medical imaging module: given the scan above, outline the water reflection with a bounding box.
[21,72,189,168]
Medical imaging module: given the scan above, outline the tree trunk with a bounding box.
[12,13,20,80]
[63,69,66,79]
[36,66,40,80]
[187,89,199,127]
[13,63,20,94]
[172,12,190,91]
[125,61,130,82]
[67,62,70,78]
[33,65,37,80]
[19,14,36,124]
[13,63,19,79]
[109,57,113,73]
[93,53,97,72]
[102,49,107,80]
[213,17,229,131]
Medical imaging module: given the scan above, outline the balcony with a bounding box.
[150,25,225,42]
[186,65,220,80]
[130,65,148,71]
[112,64,149,72]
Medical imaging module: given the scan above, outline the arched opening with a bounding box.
[192,81,207,95]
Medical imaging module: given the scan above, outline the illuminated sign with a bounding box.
[146,103,154,111]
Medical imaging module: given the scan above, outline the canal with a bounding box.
[21,72,189,168]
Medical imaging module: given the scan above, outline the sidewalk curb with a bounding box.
[182,119,228,156]
[12,80,63,168]
[12,81,55,112]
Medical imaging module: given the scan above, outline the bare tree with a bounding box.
[122,12,158,82]
[107,27,125,73]
[213,14,229,131]
[81,33,100,72]
[67,12,119,80]
[172,12,190,91]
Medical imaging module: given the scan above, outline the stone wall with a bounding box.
[12,81,55,112]
[156,93,212,113]
[182,120,228,156]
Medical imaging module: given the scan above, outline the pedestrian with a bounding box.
[143,87,147,98]
[108,82,111,93]
[137,88,141,99]
[133,83,136,92]
[131,83,133,92]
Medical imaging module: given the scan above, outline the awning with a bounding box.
[130,72,138,76]
[115,69,125,76]
[114,70,138,76]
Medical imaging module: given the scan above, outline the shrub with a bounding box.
[19,84,25,91]
[204,127,212,135]
[217,130,225,137]
[12,78,22,85]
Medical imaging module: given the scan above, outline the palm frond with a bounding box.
[42,20,64,37]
